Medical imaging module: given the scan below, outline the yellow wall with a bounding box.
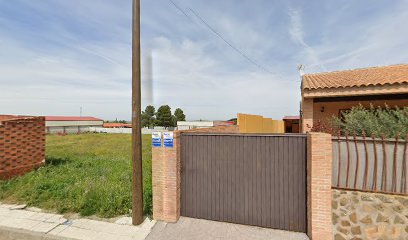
[237,113,284,133]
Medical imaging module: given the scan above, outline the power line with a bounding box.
[169,0,274,74]
[169,0,191,20]
[188,8,274,74]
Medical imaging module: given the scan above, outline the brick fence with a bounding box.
[0,116,46,180]
[307,132,333,239]
[152,125,238,222]
[152,128,333,239]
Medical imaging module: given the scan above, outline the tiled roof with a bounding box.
[302,64,408,90]
[45,116,103,121]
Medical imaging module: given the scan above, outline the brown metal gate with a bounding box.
[181,133,307,232]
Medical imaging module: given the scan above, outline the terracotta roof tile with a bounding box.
[302,64,408,90]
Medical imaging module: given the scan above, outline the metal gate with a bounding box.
[181,133,307,232]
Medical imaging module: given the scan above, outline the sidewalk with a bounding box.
[0,203,155,240]
[146,217,309,240]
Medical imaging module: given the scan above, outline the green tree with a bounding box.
[173,108,186,123]
[141,105,156,128]
[156,105,173,128]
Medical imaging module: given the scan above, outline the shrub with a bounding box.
[328,104,408,138]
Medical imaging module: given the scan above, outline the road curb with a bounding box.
[0,226,76,240]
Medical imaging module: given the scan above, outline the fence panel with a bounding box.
[332,135,407,194]
[181,133,307,232]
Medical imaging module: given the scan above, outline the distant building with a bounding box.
[45,116,103,134]
[103,123,132,128]
[282,116,300,133]
[177,121,234,131]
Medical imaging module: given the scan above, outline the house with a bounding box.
[282,115,300,133]
[45,116,103,134]
[300,64,408,133]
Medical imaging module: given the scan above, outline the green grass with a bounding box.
[0,133,152,218]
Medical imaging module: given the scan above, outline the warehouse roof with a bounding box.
[302,64,408,90]
[45,116,103,121]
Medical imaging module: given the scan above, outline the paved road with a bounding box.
[146,217,309,240]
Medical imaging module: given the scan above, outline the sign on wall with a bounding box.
[163,132,174,148]
[152,132,162,147]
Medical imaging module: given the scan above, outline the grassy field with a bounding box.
[0,133,152,218]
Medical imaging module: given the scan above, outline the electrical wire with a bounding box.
[169,0,275,75]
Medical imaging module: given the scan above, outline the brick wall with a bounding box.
[301,98,314,133]
[0,116,46,180]
[307,132,333,240]
[152,129,334,240]
[152,131,180,222]
[181,125,239,133]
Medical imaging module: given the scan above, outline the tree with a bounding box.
[174,108,186,123]
[156,105,173,128]
[141,105,156,128]
[227,118,237,124]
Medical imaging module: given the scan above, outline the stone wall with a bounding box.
[332,189,408,240]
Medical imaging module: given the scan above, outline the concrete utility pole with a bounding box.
[132,0,143,225]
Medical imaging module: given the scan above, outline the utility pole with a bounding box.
[132,0,143,225]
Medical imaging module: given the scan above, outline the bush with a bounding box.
[328,105,408,138]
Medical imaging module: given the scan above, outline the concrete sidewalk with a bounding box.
[146,217,309,240]
[0,203,155,240]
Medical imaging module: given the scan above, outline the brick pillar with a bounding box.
[307,132,333,240]
[302,98,314,133]
[152,131,180,222]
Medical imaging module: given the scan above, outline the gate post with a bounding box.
[152,131,180,222]
[307,133,333,240]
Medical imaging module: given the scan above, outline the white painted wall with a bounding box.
[89,127,169,134]
[46,120,103,127]
[177,121,214,130]
[89,127,132,134]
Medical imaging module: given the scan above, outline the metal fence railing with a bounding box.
[332,133,407,195]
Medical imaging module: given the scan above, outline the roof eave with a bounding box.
[302,83,408,98]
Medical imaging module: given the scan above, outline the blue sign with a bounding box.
[152,132,162,147]
[163,132,174,148]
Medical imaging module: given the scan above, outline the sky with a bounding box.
[0,0,407,121]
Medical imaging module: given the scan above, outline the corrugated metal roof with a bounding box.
[302,64,408,90]
[45,116,103,121]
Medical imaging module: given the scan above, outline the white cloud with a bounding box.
[0,0,407,121]
[149,36,300,120]
[288,8,325,71]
